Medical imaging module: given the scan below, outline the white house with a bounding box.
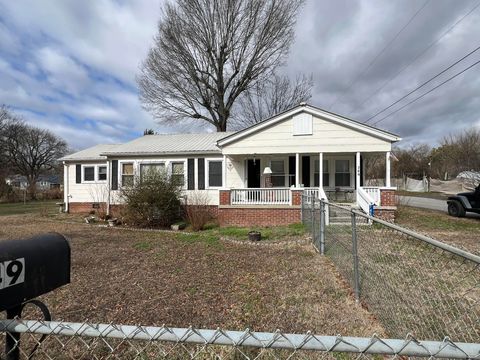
[60,104,401,226]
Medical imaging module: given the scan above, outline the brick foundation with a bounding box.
[218,206,301,227]
[380,189,396,206]
[68,202,105,214]
[373,206,396,222]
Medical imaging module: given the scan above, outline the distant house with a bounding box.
[5,174,61,190]
[60,103,401,226]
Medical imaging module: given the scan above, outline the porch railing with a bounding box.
[360,187,381,205]
[357,187,376,215]
[230,188,291,205]
[303,187,320,200]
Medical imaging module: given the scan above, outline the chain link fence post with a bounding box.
[351,211,360,303]
[310,197,315,245]
[320,200,325,255]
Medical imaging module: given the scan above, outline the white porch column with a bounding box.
[63,161,69,213]
[356,152,361,190]
[319,152,323,189]
[295,153,300,187]
[106,159,110,215]
[386,151,391,187]
[223,154,227,188]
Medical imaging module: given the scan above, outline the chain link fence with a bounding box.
[1,319,480,359]
[301,194,480,343]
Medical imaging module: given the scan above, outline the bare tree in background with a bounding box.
[232,73,313,129]
[138,0,304,132]
[4,119,68,199]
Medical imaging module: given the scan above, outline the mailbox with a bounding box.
[0,233,70,312]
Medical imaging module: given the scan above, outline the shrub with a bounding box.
[121,170,182,228]
[184,191,212,231]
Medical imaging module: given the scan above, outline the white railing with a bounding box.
[360,187,381,205]
[231,188,291,205]
[357,187,376,215]
[303,187,320,200]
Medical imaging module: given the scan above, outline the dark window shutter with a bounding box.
[76,164,81,184]
[111,160,118,190]
[198,158,205,190]
[187,158,195,190]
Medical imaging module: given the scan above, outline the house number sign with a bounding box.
[0,258,25,289]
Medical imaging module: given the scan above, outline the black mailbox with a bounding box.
[0,233,70,312]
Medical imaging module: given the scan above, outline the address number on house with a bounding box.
[0,258,25,290]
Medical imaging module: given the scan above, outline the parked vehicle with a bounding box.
[447,184,480,217]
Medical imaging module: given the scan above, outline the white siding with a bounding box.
[66,162,110,204]
[221,114,392,155]
[292,113,313,135]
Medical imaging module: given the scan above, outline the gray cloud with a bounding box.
[0,0,479,150]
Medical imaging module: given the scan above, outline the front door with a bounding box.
[302,156,310,187]
[247,159,261,188]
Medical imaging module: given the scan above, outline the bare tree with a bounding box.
[4,122,68,199]
[138,0,304,132]
[232,73,313,128]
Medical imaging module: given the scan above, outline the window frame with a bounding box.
[270,159,286,187]
[120,162,135,187]
[206,159,223,188]
[139,161,166,182]
[82,165,96,183]
[334,159,352,188]
[313,159,329,188]
[171,161,186,188]
[97,165,107,182]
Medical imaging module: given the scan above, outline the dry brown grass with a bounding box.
[0,214,382,337]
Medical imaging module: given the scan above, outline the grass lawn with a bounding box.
[0,199,58,216]
[396,205,480,255]
[0,214,382,337]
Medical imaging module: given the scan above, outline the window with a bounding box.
[314,160,329,187]
[121,163,134,187]
[171,162,184,186]
[208,161,222,187]
[270,160,285,187]
[98,166,107,181]
[335,160,350,187]
[140,163,165,181]
[83,166,95,182]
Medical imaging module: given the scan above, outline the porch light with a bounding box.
[263,167,272,175]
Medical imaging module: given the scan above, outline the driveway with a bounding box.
[398,195,480,219]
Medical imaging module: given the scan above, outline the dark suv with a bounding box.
[447,183,480,217]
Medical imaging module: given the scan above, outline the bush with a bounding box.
[121,170,182,228]
[184,191,212,231]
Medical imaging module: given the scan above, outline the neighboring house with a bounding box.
[5,174,61,190]
[60,104,401,226]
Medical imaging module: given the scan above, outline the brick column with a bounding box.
[291,189,303,206]
[219,189,231,205]
[380,189,396,207]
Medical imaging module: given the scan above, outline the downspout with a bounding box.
[106,159,111,216]
[63,161,69,212]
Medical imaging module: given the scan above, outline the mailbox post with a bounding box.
[0,233,71,359]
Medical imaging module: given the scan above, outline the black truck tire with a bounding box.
[448,200,466,217]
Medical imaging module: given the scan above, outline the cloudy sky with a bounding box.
[1,0,479,150]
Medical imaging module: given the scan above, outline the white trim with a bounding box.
[217,105,401,147]
[118,160,135,187]
[170,160,187,189]
[386,151,391,187]
[295,153,300,187]
[97,165,107,182]
[319,152,323,189]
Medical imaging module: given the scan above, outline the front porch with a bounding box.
[222,152,395,209]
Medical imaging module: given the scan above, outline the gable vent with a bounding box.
[293,113,313,135]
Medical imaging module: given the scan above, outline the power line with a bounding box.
[364,44,480,123]
[370,58,480,126]
[328,0,431,110]
[358,1,480,109]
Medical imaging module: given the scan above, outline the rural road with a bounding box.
[398,196,447,212]
[398,195,480,219]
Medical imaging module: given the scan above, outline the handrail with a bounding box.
[357,187,375,215]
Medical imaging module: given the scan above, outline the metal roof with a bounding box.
[59,144,120,161]
[100,132,233,156]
